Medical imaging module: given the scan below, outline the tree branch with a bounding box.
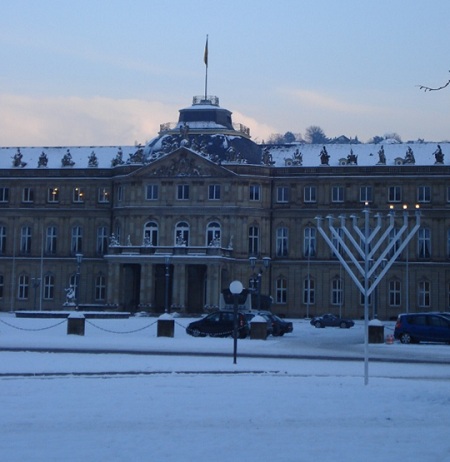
[417,71,450,92]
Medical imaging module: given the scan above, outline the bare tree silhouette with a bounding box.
[418,71,450,92]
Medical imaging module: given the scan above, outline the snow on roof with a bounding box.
[0,142,448,170]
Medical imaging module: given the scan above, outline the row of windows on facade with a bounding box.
[0,223,435,258]
[276,278,439,309]
[0,187,110,204]
[0,273,440,309]
[0,273,106,302]
[0,184,445,205]
[144,184,441,204]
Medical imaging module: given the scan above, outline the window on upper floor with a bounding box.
[249,184,261,201]
[304,186,316,203]
[71,226,83,254]
[417,227,431,259]
[47,187,59,203]
[146,184,159,200]
[0,187,9,203]
[73,187,85,203]
[177,184,189,200]
[20,226,32,254]
[208,184,221,200]
[22,187,34,203]
[98,187,110,203]
[0,226,6,254]
[276,186,289,203]
[248,226,259,255]
[388,185,401,203]
[303,227,316,257]
[331,186,344,203]
[360,186,373,203]
[417,185,431,203]
[97,226,109,255]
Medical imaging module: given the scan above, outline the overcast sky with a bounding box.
[1,0,449,146]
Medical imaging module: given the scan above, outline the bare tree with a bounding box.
[418,71,450,92]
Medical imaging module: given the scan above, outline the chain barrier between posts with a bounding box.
[85,319,158,334]
[0,318,67,331]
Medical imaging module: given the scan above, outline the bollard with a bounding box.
[67,312,85,336]
[368,319,384,343]
[250,315,268,340]
[157,313,174,337]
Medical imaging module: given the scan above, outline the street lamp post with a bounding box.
[164,255,171,313]
[229,280,243,364]
[249,256,271,311]
[75,253,83,307]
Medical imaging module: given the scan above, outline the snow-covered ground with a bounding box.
[1,312,449,462]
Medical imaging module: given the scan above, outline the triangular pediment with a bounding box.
[132,147,235,178]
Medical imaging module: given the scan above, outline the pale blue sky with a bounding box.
[1,0,449,146]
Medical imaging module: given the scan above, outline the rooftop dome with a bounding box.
[144,96,262,164]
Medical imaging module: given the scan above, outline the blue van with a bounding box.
[394,313,450,344]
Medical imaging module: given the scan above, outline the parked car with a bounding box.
[257,311,293,336]
[186,311,249,338]
[310,313,354,329]
[394,312,450,344]
[244,312,273,337]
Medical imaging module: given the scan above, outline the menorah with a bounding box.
[315,204,421,384]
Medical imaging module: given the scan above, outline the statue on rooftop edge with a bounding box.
[377,145,386,165]
[320,146,329,165]
[434,145,444,164]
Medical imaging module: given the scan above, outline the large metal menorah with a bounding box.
[315,205,421,384]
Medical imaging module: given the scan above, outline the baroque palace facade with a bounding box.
[0,94,449,319]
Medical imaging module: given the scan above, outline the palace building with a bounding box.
[0,94,449,318]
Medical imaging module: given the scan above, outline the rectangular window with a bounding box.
[389,280,401,306]
[331,186,344,203]
[418,228,431,259]
[95,275,106,301]
[276,227,288,257]
[388,186,401,202]
[97,226,108,255]
[177,184,189,200]
[146,184,159,200]
[276,186,289,203]
[276,278,287,304]
[360,186,373,203]
[98,187,110,203]
[249,184,261,201]
[47,187,59,203]
[208,184,221,200]
[20,226,32,254]
[248,226,259,255]
[417,186,431,203]
[45,226,57,254]
[0,274,3,298]
[71,226,83,254]
[0,226,6,254]
[331,279,343,305]
[304,186,316,203]
[18,274,29,299]
[22,187,34,203]
[73,187,85,203]
[303,227,316,257]
[117,186,123,202]
[43,274,54,300]
[418,281,430,308]
[303,278,315,305]
[0,187,9,202]
[447,186,450,203]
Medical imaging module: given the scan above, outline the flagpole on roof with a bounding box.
[204,35,208,101]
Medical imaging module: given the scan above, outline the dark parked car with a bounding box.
[394,313,450,344]
[310,313,354,329]
[186,311,249,338]
[258,311,293,336]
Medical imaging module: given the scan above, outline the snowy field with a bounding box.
[0,312,449,462]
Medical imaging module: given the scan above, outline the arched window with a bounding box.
[175,222,189,246]
[276,227,288,257]
[206,222,221,246]
[144,221,158,246]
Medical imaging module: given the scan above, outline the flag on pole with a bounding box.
[204,35,208,67]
